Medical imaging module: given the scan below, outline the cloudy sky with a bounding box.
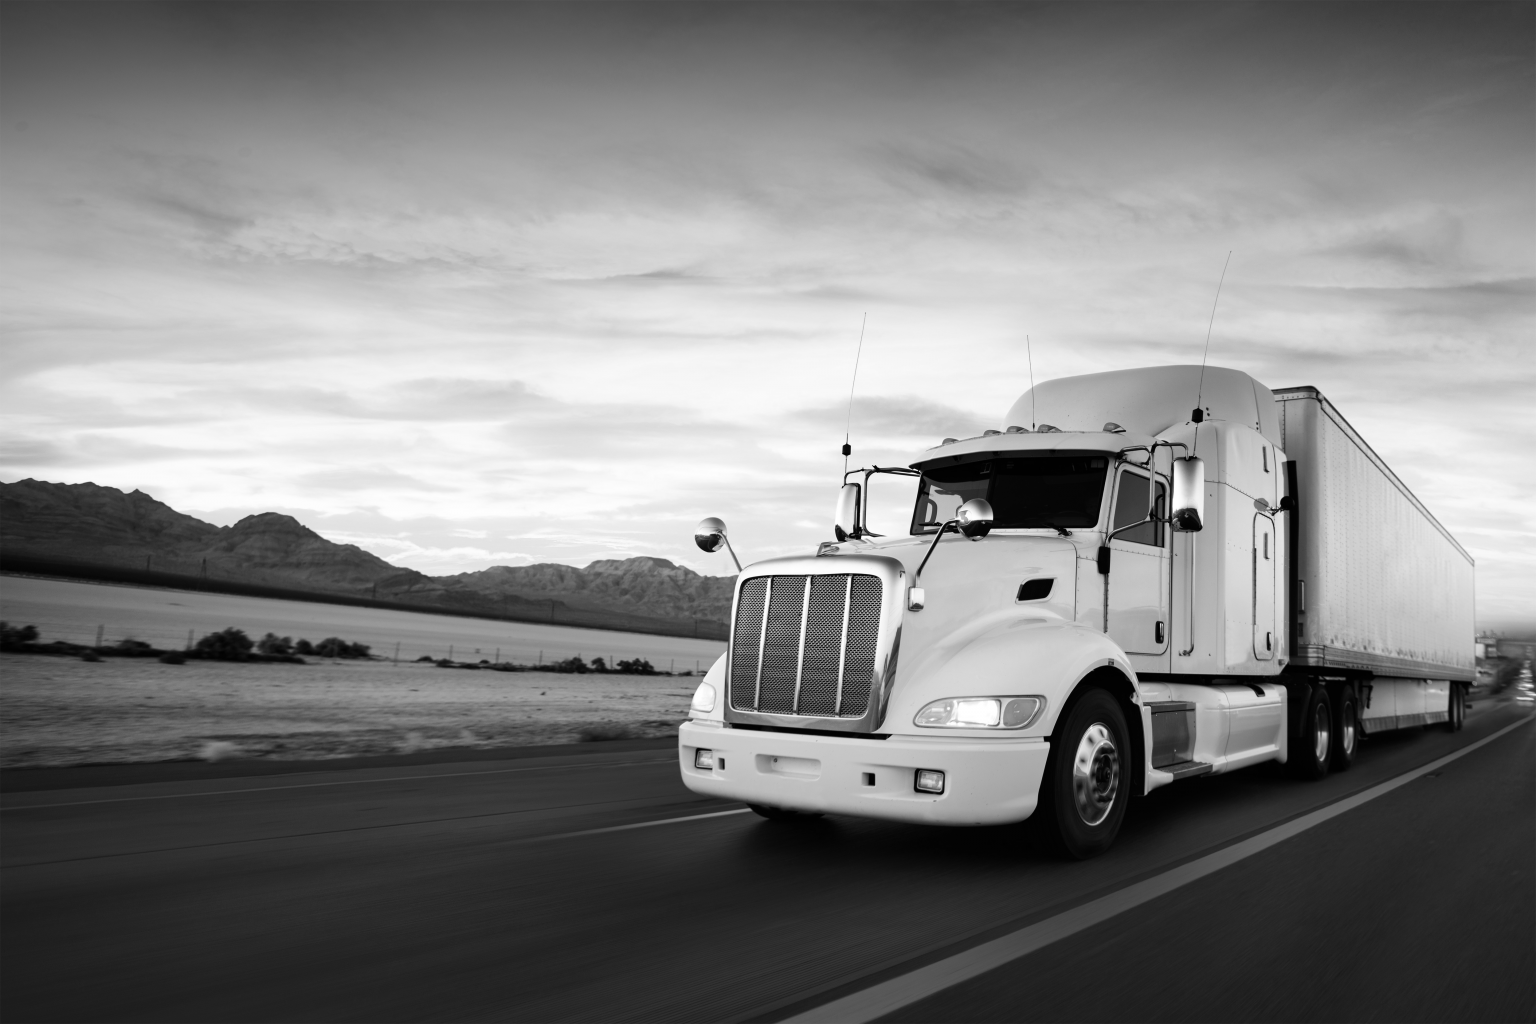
[2,3,1532,630]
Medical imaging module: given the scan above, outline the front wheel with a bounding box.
[1038,687,1130,859]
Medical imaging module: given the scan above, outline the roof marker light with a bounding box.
[1006,425,1029,433]
[1103,422,1126,433]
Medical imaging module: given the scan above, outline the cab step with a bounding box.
[1162,760,1213,780]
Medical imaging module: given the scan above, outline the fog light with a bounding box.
[694,748,716,770]
[914,769,945,794]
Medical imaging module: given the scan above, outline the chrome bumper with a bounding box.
[679,720,1050,826]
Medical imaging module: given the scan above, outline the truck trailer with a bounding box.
[679,364,1475,856]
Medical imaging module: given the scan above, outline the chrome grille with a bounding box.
[729,574,884,718]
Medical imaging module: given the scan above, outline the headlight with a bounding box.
[690,681,717,713]
[914,696,1045,729]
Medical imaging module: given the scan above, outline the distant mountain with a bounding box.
[446,556,735,623]
[0,479,735,634]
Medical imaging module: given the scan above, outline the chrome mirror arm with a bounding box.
[719,536,743,573]
[913,520,959,586]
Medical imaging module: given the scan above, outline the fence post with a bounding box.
[95,624,104,648]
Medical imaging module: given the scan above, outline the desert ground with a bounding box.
[0,653,701,768]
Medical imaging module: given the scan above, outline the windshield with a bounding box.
[911,455,1110,533]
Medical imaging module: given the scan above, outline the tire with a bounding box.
[1330,685,1358,773]
[1290,685,1332,780]
[748,804,821,821]
[1038,687,1131,859]
[1445,683,1465,732]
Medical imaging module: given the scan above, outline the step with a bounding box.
[1161,760,1213,780]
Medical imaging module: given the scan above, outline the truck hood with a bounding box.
[816,532,1084,704]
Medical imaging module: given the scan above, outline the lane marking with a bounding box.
[4,803,753,869]
[785,714,1533,1024]
[512,807,753,845]
[0,757,678,811]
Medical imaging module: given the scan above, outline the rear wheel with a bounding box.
[1038,687,1130,859]
[1290,685,1332,779]
[1445,683,1465,732]
[1330,685,1358,772]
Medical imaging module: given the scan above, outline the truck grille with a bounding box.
[729,574,883,718]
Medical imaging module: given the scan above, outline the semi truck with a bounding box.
[679,365,1475,857]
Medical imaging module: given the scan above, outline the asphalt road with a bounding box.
[2,701,1530,1023]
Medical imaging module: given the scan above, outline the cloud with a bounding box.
[2,2,1532,619]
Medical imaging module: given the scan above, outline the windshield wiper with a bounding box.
[1041,522,1073,537]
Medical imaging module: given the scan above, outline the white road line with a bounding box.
[785,715,1533,1024]
[6,803,757,868]
[0,756,678,811]
[513,807,753,845]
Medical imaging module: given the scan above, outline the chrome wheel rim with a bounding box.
[1341,703,1356,757]
[1313,703,1331,763]
[1071,722,1120,827]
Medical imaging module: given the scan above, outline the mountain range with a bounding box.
[0,479,736,637]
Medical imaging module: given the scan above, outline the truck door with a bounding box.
[1107,468,1169,655]
[1253,514,1276,660]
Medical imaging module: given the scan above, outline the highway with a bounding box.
[2,700,1530,1023]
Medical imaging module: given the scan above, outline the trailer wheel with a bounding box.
[748,804,821,822]
[1444,683,1465,732]
[1330,686,1358,773]
[1038,688,1130,859]
[1290,686,1332,780]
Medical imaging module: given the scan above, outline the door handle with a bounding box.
[1156,621,1165,644]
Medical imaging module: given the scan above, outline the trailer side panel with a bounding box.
[1276,388,1474,681]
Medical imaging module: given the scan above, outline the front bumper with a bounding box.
[679,720,1050,826]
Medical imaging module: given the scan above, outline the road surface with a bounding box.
[2,700,1530,1022]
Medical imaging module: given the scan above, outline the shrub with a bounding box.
[81,650,101,662]
[546,656,589,674]
[159,651,187,665]
[194,627,255,661]
[0,622,40,650]
[295,639,316,655]
[615,658,656,675]
[589,656,609,673]
[256,633,295,656]
[314,637,371,659]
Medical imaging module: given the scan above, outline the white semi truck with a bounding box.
[679,365,1475,857]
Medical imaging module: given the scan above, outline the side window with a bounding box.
[1113,472,1166,546]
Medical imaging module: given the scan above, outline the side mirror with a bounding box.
[694,517,742,571]
[833,483,861,542]
[1170,457,1204,532]
[956,498,994,539]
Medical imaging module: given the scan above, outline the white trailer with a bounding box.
[680,365,1475,857]
[1275,387,1475,733]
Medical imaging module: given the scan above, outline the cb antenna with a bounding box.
[842,313,867,475]
[1194,251,1232,420]
[1026,334,1037,430]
